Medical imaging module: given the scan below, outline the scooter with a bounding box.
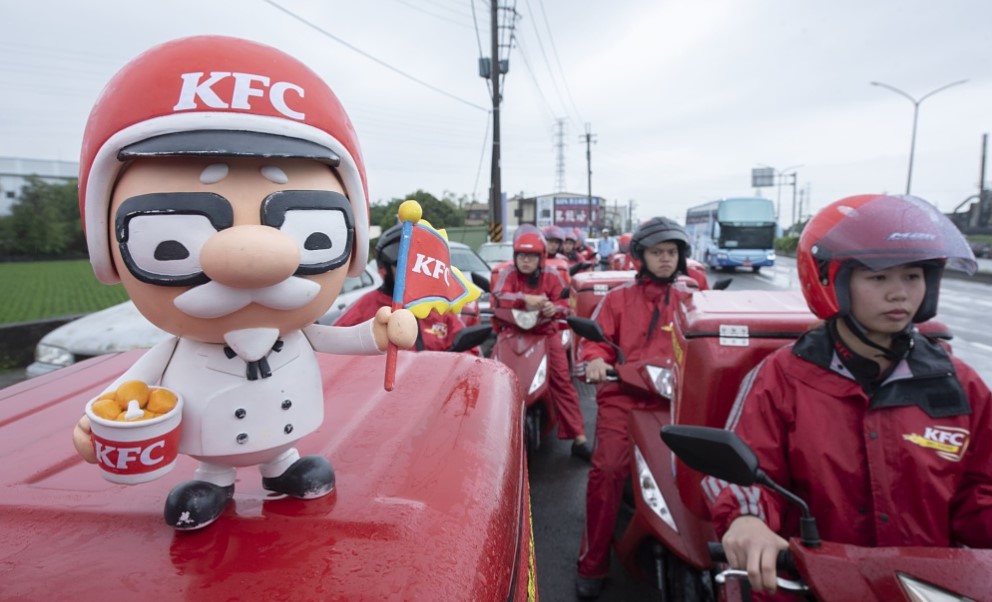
[490,306,562,453]
[571,289,956,601]
[661,425,992,601]
[567,316,704,600]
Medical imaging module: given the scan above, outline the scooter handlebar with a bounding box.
[708,542,807,593]
[707,542,795,572]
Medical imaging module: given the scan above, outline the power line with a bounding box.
[533,0,584,126]
[470,0,492,100]
[473,112,493,202]
[390,0,472,28]
[418,0,474,18]
[511,36,556,124]
[521,0,571,125]
[262,0,487,112]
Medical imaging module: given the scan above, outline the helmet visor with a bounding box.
[811,195,976,274]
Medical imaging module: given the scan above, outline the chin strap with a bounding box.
[841,315,914,361]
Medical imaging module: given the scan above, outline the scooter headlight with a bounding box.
[528,355,547,396]
[633,445,677,533]
[644,365,673,400]
[897,574,970,602]
[512,309,539,330]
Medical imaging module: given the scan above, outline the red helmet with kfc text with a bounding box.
[513,225,547,264]
[79,35,370,284]
[797,194,976,322]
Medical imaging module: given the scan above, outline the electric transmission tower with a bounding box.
[554,118,567,193]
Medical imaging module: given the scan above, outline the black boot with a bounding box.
[575,576,605,599]
[571,440,593,462]
[164,480,235,530]
[262,455,335,499]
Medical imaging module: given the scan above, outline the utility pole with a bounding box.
[488,0,503,241]
[789,172,798,228]
[581,123,597,237]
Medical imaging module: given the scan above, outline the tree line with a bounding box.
[0,178,469,259]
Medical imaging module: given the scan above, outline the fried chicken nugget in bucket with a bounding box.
[84,387,183,484]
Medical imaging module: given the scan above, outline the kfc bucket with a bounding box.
[85,387,183,484]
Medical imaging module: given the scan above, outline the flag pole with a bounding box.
[383,202,421,391]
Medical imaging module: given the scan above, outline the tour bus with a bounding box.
[684,197,776,272]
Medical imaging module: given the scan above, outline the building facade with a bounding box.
[506,192,632,235]
[0,157,79,216]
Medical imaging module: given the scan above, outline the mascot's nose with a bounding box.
[200,225,301,289]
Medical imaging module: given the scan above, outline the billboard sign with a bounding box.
[751,167,775,188]
[554,196,601,229]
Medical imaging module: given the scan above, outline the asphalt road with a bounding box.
[528,378,660,602]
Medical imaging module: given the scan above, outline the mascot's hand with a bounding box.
[373,306,418,351]
[72,415,98,464]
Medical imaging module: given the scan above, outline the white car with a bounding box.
[477,241,514,269]
[26,262,383,378]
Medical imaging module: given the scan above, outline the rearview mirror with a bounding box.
[660,425,759,486]
[449,325,493,353]
[566,317,607,343]
[470,271,491,294]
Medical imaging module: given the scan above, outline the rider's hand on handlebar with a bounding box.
[539,300,556,318]
[584,358,612,383]
[722,515,789,594]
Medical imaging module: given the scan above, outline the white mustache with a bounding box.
[173,277,321,319]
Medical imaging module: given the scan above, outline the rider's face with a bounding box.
[515,252,541,275]
[643,242,679,279]
[848,264,926,340]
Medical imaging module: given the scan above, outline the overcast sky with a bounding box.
[2,0,991,227]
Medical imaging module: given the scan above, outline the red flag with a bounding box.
[393,223,479,317]
[383,201,481,390]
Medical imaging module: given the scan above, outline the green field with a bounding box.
[0,260,130,325]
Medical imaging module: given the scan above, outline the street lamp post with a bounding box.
[870,79,968,195]
[759,163,802,228]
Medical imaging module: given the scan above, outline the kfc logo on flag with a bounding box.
[392,201,480,319]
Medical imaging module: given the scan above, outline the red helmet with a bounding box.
[542,225,565,243]
[513,225,546,257]
[563,229,579,243]
[79,35,370,284]
[797,194,976,322]
[618,232,633,253]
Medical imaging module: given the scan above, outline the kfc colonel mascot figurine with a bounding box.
[70,36,417,530]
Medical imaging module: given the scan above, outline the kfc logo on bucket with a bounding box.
[85,392,183,484]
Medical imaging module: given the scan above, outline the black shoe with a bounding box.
[575,576,604,599]
[571,440,593,462]
[262,455,335,499]
[164,480,235,530]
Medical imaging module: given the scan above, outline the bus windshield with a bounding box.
[717,198,776,224]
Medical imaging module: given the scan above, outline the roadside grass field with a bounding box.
[0,260,129,325]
